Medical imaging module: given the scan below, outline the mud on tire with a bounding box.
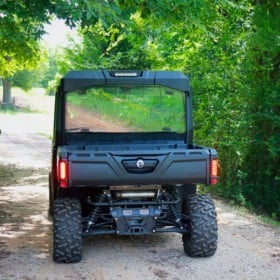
[182,194,218,257]
[53,198,82,263]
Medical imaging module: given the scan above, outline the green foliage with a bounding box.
[37,50,58,89]
[240,2,280,219]
[0,1,49,78]
[0,0,51,104]
[10,70,36,91]
[57,19,153,73]
[197,2,280,219]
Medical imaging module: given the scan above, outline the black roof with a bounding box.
[60,70,190,92]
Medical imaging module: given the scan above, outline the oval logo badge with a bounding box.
[136,159,145,169]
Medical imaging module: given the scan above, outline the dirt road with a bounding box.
[0,93,279,280]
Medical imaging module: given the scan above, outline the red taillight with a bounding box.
[58,159,68,188]
[210,159,219,185]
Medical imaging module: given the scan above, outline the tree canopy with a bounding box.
[0,0,51,103]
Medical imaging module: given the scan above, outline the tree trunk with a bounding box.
[2,77,12,108]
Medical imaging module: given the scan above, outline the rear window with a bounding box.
[65,86,185,133]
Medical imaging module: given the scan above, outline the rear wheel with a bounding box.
[182,194,218,257]
[53,198,82,263]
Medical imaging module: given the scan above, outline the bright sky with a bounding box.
[41,18,79,48]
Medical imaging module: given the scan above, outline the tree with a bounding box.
[241,1,280,218]
[0,1,49,106]
[11,70,36,92]
[0,0,126,105]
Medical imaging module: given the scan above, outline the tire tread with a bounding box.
[182,194,218,257]
[53,198,82,263]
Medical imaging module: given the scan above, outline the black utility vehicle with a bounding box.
[49,70,219,263]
